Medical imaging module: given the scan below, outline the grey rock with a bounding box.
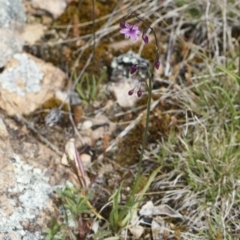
[0,155,54,239]
[0,0,25,28]
[0,0,26,67]
[110,50,149,82]
[0,53,44,96]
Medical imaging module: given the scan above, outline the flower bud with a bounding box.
[130,64,138,74]
[137,90,142,97]
[142,34,149,44]
[154,60,160,70]
[120,21,126,28]
[128,89,134,95]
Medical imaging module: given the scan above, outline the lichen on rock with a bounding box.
[0,0,25,28]
[0,52,66,116]
[0,155,55,239]
[0,0,26,67]
[0,53,44,96]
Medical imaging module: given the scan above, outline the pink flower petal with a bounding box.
[119,22,141,42]
[125,22,131,29]
[136,30,141,35]
[120,29,128,34]
[124,33,130,39]
[132,25,139,30]
[130,35,138,41]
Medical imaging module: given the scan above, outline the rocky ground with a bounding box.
[0,0,240,239]
[0,0,150,239]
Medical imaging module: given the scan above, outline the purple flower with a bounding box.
[120,22,141,41]
[142,34,149,44]
[130,64,138,74]
[154,60,160,70]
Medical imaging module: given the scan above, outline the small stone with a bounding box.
[80,153,91,169]
[81,120,93,130]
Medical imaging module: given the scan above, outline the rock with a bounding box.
[110,50,149,82]
[109,50,149,107]
[0,53,66,116]
[79,114,116,145]
[22,23,45,45]
[0,0,25,28]
[81,120,93,130]
[31,0,68,19]
[0,117,8,137]
[0,29,24,68]
[80,153,92,169]
[0,0,26,67]
[108,79,140,108]
[91,114,116,142]
[0,117,72,239]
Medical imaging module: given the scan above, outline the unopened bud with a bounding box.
[137,90,142,97]
[128,89,134,95]
[154,60,160,70]
[142,34,149,44]
[120,21,126,28]
[130,64,138,74]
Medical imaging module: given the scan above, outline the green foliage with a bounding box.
[92,230,115,239]
[45,219,64,240]
[175,0,201,18]
[108,182,136,233]
[108,167,161,233]
[44,185,93,240]
[45,171,160,239]
[76,67,107,104]
[56,185,93,216]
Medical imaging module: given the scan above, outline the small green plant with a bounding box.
[56,185,93,218]
[44,139,103,240]
[76,67,107,104]
[108,167,160,233]
[44,219,63,240]
[44,185,95,240]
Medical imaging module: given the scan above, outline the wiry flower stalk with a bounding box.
[119,13,160,200]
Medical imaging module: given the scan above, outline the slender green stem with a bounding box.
[129,73,153,200]
[123,12,159,204]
